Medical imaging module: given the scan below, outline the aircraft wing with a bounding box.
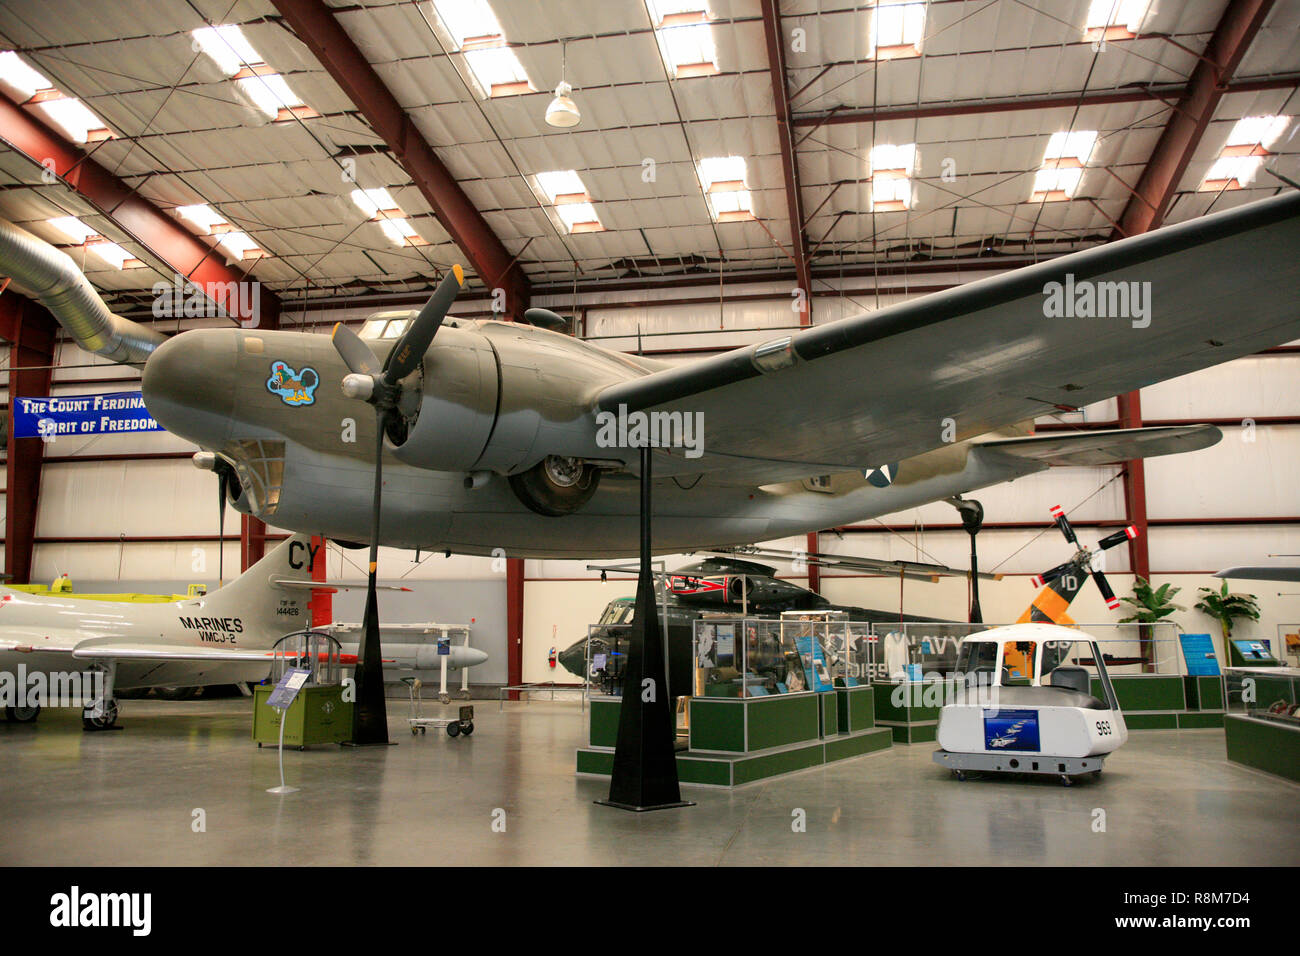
[71,641,274,663]
[975,424,1221,467]
[0,629,273,663]
[597,192,1300,478]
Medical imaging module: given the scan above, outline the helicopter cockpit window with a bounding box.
[958,640,998,677]
[598,603,634,626]
[1041,640,1073,676]
[1002,641,1036,683]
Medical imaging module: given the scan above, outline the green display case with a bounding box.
[579,691,891,787]
[252,683,352,748]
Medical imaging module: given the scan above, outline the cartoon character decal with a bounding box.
[266,361,319,406]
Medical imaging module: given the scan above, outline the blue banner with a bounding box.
[11,391,162,439]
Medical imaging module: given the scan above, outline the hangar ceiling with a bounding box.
[0,0,1295,318]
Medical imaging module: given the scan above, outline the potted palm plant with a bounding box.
[1119,577,1185,672]
[1194,580,1261,641]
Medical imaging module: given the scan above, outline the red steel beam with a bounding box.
[760,0,813,325]
[270,0,531,319]
[1114,0,1276,237]
[805,532,821,593]
[506,557,524,700]
[240,513,268,572]
[1103,0,1273,616]
[0,96,281,324]
[791,73,1297,129]
[0,293,57,584]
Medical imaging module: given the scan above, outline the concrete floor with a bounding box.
[1,698,1294,866]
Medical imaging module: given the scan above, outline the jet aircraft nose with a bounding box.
[141,329,239,446]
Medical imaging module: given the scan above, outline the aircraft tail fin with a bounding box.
[1016,568,1084,626]
[191,534,322,647]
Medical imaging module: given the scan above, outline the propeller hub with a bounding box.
[341,373,376,402]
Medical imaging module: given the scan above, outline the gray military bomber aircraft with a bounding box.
[3,190,1297,743]
[2,192,1297,559]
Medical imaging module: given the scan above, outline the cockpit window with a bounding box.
[957,640,998,675]
[360,315,459,340]
[598,602,635,626]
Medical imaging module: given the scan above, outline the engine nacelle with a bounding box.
[382,322,632,515]
[384,327,499,472]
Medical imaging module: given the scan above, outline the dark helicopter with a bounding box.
[557,554,949,698]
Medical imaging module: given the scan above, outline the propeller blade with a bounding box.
[331,322,383,377]
[1093,570,1122,610]
[1097,525,1139,550]
[1031,560,1076,589]
[1049,504,1078,546]
[385,264,464,383]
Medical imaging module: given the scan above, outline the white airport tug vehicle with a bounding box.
[932,622,1128,786]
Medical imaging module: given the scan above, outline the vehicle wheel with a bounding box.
[953,770,966,781]
[1093,769,1103,779]
[460,721,474,736]
[411,728,418,736]
[82,699,119,731]
[1060,774,1074,787]
[5,704,40,723]
[155,686,202,701]
[438,692,451,705]
[420,727,427,735]
[457,689,472,701]
[446,722,460,738]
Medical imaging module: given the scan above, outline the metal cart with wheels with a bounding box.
[403,678,474,738]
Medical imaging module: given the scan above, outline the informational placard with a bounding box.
[983,708,1041,752]
[11,392,161,439]
[266,667,311,709]
[1178,633,1220,676]
[437,637,450,656]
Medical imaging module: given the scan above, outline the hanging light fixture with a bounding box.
[545,39,580,128]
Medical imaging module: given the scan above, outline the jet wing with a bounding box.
[597,192,1300,478]
[71,636,274,663]
[0,629,273,663]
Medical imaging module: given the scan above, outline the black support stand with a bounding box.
[954,498,985,625]
[596,446,693,812]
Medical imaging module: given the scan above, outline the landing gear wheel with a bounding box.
[460,721,474,736]
[155,686,201,701]
[438,692,451,705]
[446,722,461,738]
[1060,774,1074,787]
[82,699,119,732]
[5,704,40,723]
